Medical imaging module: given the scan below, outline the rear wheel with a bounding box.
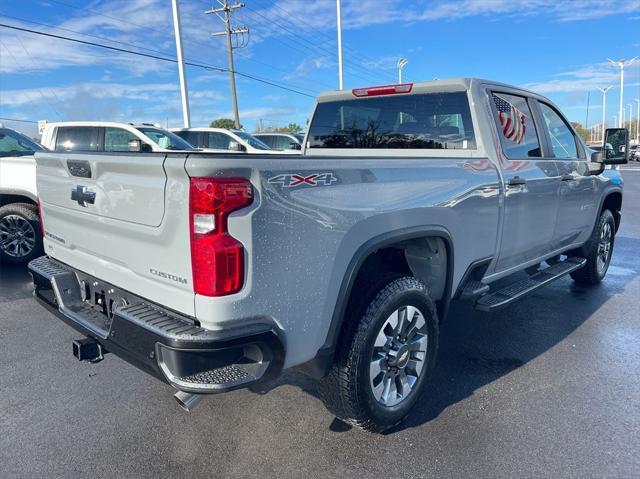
[319,276,439,432]
[0,203,43,264]
[570,209,615,285]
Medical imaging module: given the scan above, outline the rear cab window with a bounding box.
[55,127,100,152]
[307,91,476,150]
[490,92,542,159]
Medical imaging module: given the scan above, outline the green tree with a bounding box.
[275,122,303,133]
[210,118,240,129]
[570,122,589,143]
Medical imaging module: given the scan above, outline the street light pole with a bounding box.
[608,57,639,127]
[397,58,408,83]
[628,103,633,130]
[336,0,343,90]
[171,0,191,128]
[597,86,611,142]
[635,98,640,143]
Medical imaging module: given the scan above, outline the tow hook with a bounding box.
[72,337,107,363]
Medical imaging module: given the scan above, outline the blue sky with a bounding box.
[1,0,639,137]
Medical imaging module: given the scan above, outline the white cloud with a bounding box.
[523,62,639,94]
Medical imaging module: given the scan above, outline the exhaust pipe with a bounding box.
[174,391,205,411]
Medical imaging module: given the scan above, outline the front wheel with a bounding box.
[0,203,43,264]
[319,276,439,432]
[570,209,615,285]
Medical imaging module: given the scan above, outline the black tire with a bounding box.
[0,202,43,264]
[319,276,439,432]
[570,209,615,285]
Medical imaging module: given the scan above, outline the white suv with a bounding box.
[171,128,299,155]
[41,122,195,153]
[253,132,304,151]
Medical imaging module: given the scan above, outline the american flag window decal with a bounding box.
[493,93,527,144]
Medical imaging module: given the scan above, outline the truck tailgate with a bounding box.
[35,152,195,316]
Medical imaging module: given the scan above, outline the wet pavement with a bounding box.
[1,171,639,478]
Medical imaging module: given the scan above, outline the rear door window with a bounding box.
[104,127,138,152]
[490,92,541,159]
[276,135,295,149]
[55,127,100,152]
[307,91,476,150]
[206,132,232,149]
[257,136,274,148]
[177,131,201,148]
[538,102,578,159]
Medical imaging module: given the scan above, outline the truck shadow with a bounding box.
[251,235,640,434]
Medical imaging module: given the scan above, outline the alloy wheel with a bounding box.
[369,305,428,407]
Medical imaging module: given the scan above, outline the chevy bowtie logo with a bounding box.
[71,185,96,207]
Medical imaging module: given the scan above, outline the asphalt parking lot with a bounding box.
[1,171,639,479]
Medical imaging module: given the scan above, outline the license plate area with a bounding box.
[52,270,139,339]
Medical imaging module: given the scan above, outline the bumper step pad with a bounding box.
[475,257,586,312]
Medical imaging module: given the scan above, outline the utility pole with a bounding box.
[207,1,248,129]
[171,0,190,128]
[628,104,633,129]
[598,86,611,142]
[608,57,638,127]
[336,0,343,89]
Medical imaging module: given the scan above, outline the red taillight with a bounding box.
[189,178,253,296]
[352,83,413,97]
[37,197,45,236]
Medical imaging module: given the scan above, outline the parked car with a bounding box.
[0,126,45,264]
[253,132,305,151]
[628,144,639,161]
[30,78,628,432]
[41,122,195,153]
[171,127,298,155]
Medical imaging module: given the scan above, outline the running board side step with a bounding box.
[475,257,587,312]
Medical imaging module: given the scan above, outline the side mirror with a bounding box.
[289,142,302,150]
[228,140,245,152]
[128,139,142,152]
[602,128,629,165]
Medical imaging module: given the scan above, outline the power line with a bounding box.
[0,37,62,118]
[0,117,38,124]
[0,13,325,94]
[242,5,383,83]
[0,23,316,98]
[255,0,388,68]
[238,9,375,85]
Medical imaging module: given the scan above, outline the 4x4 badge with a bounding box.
[268,172,337,188]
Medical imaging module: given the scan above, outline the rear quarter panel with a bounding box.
[185,154,501,368]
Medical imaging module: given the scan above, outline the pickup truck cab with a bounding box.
[171,127,299,155]
[0,126,44,264]
[30,79,628,432]
[41,122,195,153]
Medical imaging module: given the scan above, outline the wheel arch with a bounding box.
[0,192,38,207]
[600,189,622,232]
[298,226,454,378]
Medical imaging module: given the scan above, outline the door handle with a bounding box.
[507,176,527,186]
[561,174,576,181]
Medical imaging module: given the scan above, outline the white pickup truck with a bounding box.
[0,126,43,264]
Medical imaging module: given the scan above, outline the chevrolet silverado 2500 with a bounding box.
[29,79,629,432]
